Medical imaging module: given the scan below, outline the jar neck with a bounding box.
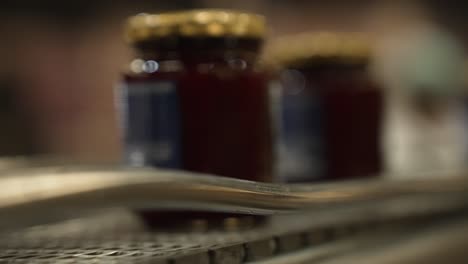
[139,50,259,65]
[133,36,262,65]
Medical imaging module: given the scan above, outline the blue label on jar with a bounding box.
[118,81,182,168]
[276,77,324,181]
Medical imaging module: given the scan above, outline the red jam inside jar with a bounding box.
[302,58,383,181]
[120,10,273,182]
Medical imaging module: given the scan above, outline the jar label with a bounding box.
[276,83,324,181]
[118,81,182,168]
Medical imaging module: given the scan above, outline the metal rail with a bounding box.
[0,166,467,231]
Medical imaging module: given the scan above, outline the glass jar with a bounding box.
[119,10,272,182]
[269,33,383,182]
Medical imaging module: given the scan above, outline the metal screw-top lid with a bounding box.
[266,32,371,67]
[125,9,266,44]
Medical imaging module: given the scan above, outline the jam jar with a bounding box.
[268,33,383,182]
[119,10,273,182]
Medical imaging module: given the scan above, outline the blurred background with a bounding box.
[1,0,468,169]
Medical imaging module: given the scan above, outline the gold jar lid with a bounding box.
[125,9,266,44]
[266,32,371,67]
